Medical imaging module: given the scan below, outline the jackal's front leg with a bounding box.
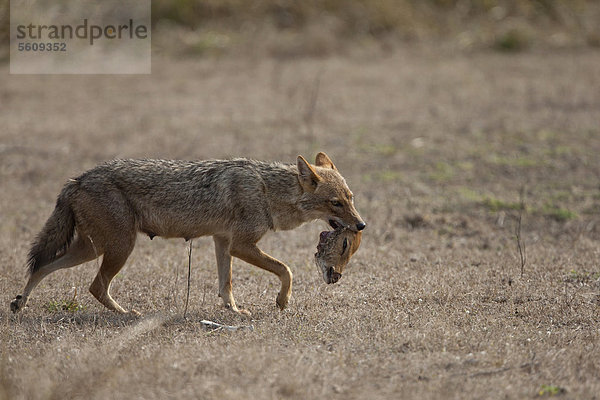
[230,242,292,310]
[213,236,250,316]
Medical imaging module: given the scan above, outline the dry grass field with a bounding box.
[1,45,600,399]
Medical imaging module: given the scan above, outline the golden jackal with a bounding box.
[10,152,365,315]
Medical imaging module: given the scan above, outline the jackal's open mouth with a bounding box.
[328,219,342,229]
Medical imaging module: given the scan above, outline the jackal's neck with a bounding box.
[257,162,309,231]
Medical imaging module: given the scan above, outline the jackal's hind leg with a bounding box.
[89,242,139,316]
[10,236,98,313]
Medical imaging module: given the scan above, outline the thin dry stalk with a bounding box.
[303,72,321,139]
[169,259,180,311]
[201,278,207,307]
[184,239,193,319]
[515,187,527,277]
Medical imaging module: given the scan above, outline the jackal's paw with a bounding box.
[236,308,252,318]
[276,292,290,310]
[10,295,25,313]
[225,303,252,318]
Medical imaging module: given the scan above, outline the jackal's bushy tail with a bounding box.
[27,181,78,275]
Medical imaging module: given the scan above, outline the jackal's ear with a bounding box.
[315,152,337,170]
[297,155,321,191]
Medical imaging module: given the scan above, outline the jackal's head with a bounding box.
[314,228,362,284]
[297,152,366,232]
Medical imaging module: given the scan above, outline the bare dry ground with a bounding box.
[1,46,600,399]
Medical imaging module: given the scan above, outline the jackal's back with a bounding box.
[76,159,299,238]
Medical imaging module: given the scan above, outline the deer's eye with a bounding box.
[341,238,348,255]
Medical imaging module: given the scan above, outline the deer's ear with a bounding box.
[351,231,362,255]
[297,155,321,192]
[315,152,337,170]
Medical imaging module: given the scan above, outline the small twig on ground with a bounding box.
[184,239,193,319]
[200,320,254,332]
[515,186,527,277]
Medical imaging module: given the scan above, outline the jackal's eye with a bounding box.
[341,238,348,255]
[331,200,343,208]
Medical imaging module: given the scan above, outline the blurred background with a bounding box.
[2,0,600,60]
[148,0,600,54]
